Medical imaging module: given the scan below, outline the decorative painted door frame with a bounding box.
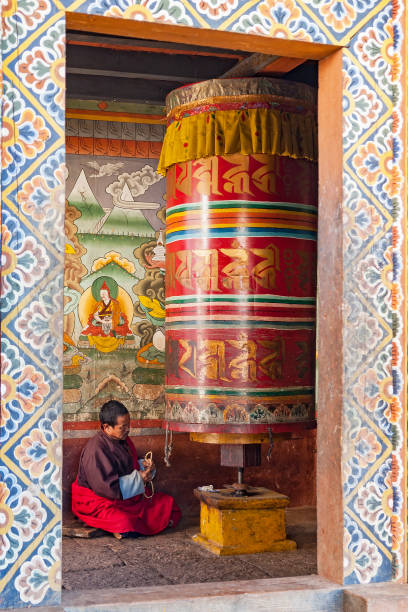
[0,0,406,606]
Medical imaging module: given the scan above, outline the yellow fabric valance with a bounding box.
[157,107,317,176]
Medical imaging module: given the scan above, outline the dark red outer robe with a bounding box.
[72,432,181,534]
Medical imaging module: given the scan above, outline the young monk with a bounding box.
[72,400,181,538]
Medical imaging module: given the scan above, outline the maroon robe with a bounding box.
[72,431,181,534]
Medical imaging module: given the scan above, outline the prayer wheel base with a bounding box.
[192,486,296,556]
[190,433,270,445]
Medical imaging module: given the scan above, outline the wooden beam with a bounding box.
[316,49,344,585]
[220,53,279,78]
[258,57,306,75]
[66,13,341,60]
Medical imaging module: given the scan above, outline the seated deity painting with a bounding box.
[79,277,134,353]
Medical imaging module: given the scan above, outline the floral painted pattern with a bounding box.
[353,120,401,210]
[15,276,63,374]
[354,459,397,549]
[191,0,237,19]
[2,0,51,53]
[15,525,61,605]
[303,0,377,36]
[0,467,46,572]
[18,20,65,123]
[343,174,382,261]
[1,209,50,314]
[87,0,193,25]
[1,338,50,444]
[343,291,384,372]
[18,151,66,249]
[2,81,50,186]
[354,247,393,323]
[342,55,383,150]
[343,513,383,583]
[14,407,62,505]
[232,0,327,42]
[354,8,394,98]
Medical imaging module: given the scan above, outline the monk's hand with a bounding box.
[141,466,154,483]
[142,458,155,470]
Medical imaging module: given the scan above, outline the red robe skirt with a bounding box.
[72,440,181,535]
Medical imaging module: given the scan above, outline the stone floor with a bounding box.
[62,507,316,592]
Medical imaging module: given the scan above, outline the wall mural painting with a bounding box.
[64,123,166,424]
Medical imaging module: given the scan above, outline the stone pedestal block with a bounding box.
[193,486,296,555]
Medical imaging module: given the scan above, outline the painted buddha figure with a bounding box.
[82,281,132,352]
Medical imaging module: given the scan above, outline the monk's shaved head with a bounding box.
[100,401,129,428]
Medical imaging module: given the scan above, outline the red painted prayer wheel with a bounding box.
[158,78,317,434]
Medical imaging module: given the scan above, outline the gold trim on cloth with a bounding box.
[158,78,317,176]
[165,78,316,112]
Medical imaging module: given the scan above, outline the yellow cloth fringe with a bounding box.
[157,107,317,175]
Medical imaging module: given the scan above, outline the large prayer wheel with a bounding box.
[158,78,317,434]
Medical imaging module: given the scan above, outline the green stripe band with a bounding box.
[166,387,314,397]
[167,200,317,217]
[166,295,316,305]
[166,320,314,329]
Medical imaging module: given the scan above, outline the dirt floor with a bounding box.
[62,507,316,591]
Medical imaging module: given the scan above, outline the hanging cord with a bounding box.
[143,450,154,499]
[164,423,173,467]
[266,427,274,462]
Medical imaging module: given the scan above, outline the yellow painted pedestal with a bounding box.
[193,486,296,555]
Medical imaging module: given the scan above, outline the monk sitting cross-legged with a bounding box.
[72,400,181,538]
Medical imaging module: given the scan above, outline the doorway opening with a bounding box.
[62,26,319,592]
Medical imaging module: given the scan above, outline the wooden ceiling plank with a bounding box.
[67,67,197,83]
[67,37,247,61]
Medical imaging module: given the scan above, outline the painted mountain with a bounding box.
[68,170,105,233]
[100,183,156,237]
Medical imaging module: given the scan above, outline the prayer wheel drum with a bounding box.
[159,78,317,438]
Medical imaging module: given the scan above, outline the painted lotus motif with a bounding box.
[353,121,401,208]
[354,247,393,323]
[87,0,193,25]
[15,276,63,374]
[2,0,51,53]
[343,292,384,370]
[354,8,394,97]
[2,81,50,186]
[14,407,62,505]
[343,175,382,261]
[1,338,50,444]
[351,355,396,430]
[232,0,327,42]
[1,209,50,314]
[354,459,398,549]
[343,514,383,584]
[342,55,383,150]
[303,0,377,35]
[18,151,66,249]
[191,0,237,18]
[15,525,61,605]
[18,20,65,123]
[0,467,46,572]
